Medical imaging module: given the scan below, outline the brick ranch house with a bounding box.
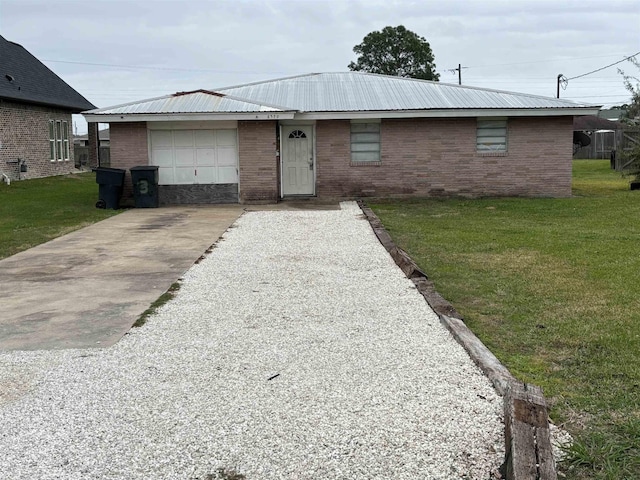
[0,35,96,182]
[82,72,599,204]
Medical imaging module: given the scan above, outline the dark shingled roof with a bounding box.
[574,115,623,131]
[0,35,95,112]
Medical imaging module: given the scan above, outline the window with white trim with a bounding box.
[351,121,380,162]
[49,120,55,161]
[49,119,70,161]
[477,118,507,152]
[63,121,70,160]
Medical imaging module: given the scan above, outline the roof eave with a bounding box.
[296,107,602,120]
[83,111,296,122]
[1,94,96,112]
[83,106,601,123]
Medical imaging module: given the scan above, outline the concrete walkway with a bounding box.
[0,206,243,351]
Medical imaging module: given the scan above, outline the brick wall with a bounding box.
[315,116,574,199]
[104,116,573,205]
[238,120,278,203]
[87,122,99,169]
[0,100,76,181]
[109,122,149,202]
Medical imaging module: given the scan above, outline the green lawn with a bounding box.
[369,160,640,479]
[0,172,120,259]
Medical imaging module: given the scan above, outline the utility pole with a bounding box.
[448,64,467,85]
[557,74,563,98]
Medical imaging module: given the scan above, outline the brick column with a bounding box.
[110,122,148,205]
[238,120,278,203]
[87,122,99,168]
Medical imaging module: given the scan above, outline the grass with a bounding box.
[0,172,120,259]
[368,160,640,479]
[133,281,181,328]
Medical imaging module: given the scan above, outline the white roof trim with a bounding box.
[85,106,599,124]
[83,112,296,122]
[295,107,601,120]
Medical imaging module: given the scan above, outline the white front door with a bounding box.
[281,125,314,196]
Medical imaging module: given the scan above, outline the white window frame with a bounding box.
[49,119,70,161]
[477,118,508,153]
[351,119,381,163]
[63,121,70,161]
[56,121,63,161]
[49,120,56,161]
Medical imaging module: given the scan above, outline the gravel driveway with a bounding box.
[0,202,504,479]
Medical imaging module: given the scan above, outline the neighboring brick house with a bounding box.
[73,128,110,147]
[83,73,599,204]
[73,128,110,169]
[0,35,95,182]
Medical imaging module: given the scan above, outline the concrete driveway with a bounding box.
[0,206,244,351]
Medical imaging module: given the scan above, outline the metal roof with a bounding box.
[217,72,596,112]
[88,89,290,115]
[84,72,599,119]
[0,35,95,112]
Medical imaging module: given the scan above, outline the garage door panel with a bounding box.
[196,148,215,166]
[152,149,174,167]
[197,166,216,184]
[174,148,195,165]
[217,147,237,166]
[157,167,175,185]
[218,166,238,183]
[173,130,194,147]
[174,167,195,184]
[216,129,237,146]
[150,130,173,147]
[195,130,215,147]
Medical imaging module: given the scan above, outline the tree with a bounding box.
[618,57,640,186]
[348,26,440,81]
[618,57,640,122]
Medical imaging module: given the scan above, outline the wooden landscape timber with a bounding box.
[504,383,556,480]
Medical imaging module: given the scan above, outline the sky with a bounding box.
[1,0,638,134]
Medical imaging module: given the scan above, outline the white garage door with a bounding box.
[150,129,238,185]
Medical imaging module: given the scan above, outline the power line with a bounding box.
[557,51,640,97]
[45,52,638,77]
[42,59,219,72]
[41,58,289,75]
[466,52,637,69]
[565,94,632,99]
[566,51,640,80]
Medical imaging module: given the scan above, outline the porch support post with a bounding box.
[87,122,99,168]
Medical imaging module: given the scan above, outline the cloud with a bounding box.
[1,0,637,131]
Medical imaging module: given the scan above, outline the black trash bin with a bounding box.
[95,167,126,209]
[130,166,159,208]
